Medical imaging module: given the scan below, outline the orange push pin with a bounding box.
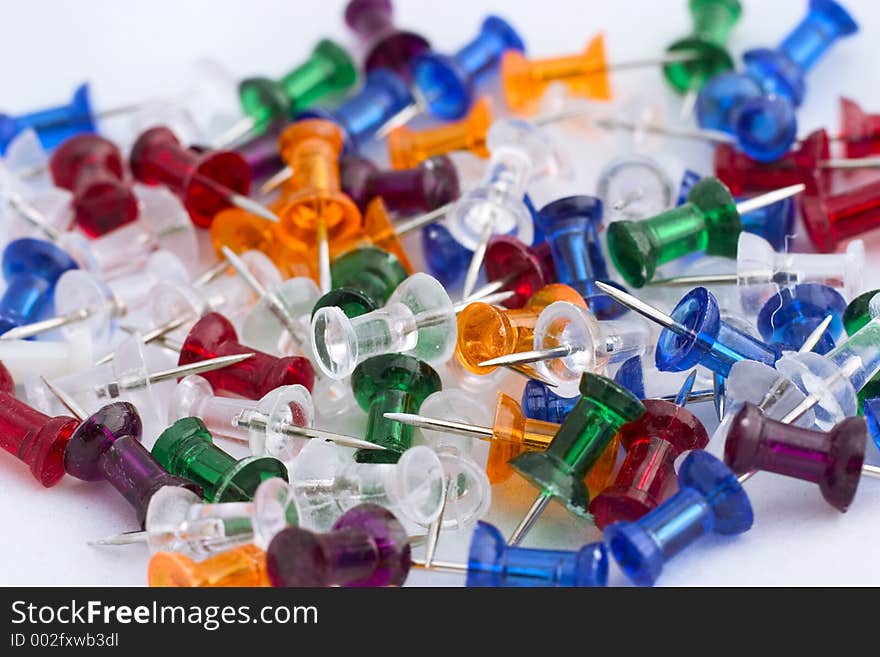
[387,97,492,170]
[384,392,619,489]
[148,544,270,587]
[502,34,613,115]
[273,120,363,254]
[456,283,585,375]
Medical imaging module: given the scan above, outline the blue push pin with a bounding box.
[677,170,795,250]
[756,283,845,355]
[536,196,629,319]
[521,379,579,423]
[863,398,880,450]
[697,0,858,161]
[0,238,78,335]
[411,16,525,121]
[0,84,95,155]
[298,69,413,151]
[604,450,753,586]
[417,520,608,587]
[612,355,647,400]
[594,283,782,377]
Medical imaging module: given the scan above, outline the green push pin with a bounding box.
[606,178,805,287]
[664,0,743,115]
[311,246,409,317]
[152,417,288,502]
[351,354,442,464]
[842,289,880,415]
[216,39,358,147]
[508,371,645,546]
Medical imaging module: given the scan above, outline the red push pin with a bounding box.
[589,372,709,529]
[0,361,78,486]
[48,134,139,237]
[129,126,278,228]
[801,176,880,252]
[478,235,557,309]
[178,312,314,399]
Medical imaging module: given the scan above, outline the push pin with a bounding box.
[413,390,494,528]
[312,273,456,380]
[0,363,78,486]
[214,39,357,148]
[478,235,556,309]
[149,544,270,587]
[417,519,607,587]
[1,158,73,243]
[178,312,315,399]
[387,96,493,169]
[446,118,568,298]
[351,354,442,463]
[662,0,743,117]
[756,284,845,354]
[596,154,675,221]
[725,403,880,512]
[596,283,781,377]
[92,478,299,558]
[384,14,524,134]
[0,237,78,336]
[269,120,363,267]
[169,375,381,458]
[298,69,414,151]
[32,335,255,425]
[507,372,645,545]
[290,441,445,533]
[605,449,753,586]
[647,232,864,317]
[605,176,805,287]
[590,372,709,528]
[455,283,586,375]
[129,126,279,228]
[480,300,649,397]
[0,250,189,343]
[266,504,412,587]
[696,0,858,160]
[841,290,880,410]
[536,195,629,319]
[344,0,431,79]
[340,154,461,215]
[0,82,155,155]
[44,381,203,528]
[48,134,138,236]
[152,416,288,503]
[773,305,880,429]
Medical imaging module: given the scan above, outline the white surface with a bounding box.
[2,0,880,587]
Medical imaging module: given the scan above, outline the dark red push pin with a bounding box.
[0,362,78,487]
[590,376,709,529]
[340,154,460,214]
[344,0,431,80]
[49,134,139,237]
[178,312,314,399]
[266,503,411,587]
[129,126,275,228]
[483,235,556,309]
[724,402,880,512]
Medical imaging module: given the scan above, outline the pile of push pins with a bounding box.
[3,0,880,588]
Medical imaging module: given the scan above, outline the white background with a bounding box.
[2,0,880,586]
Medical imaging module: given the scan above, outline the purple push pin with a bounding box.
[344,0,431,80]
[57,392,202,527]
[265,503,411,587]
[724,402,880,512]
